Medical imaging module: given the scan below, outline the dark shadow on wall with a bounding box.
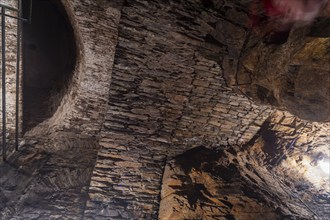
[22,0,76,132]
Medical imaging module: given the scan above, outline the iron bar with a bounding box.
[0,0,32,22]
[28,0,33,24]
[15,0,22,150]
[2,7,6,161]
[0,1,32,160]
[0,3,18,12]
[0,12,28,22]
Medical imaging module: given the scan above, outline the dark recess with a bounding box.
[22,0,76,132]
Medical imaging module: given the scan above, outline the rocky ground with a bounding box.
[0,133,99,219]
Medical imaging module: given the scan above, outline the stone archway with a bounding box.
[22,0,77,132]
[24,0,122,138]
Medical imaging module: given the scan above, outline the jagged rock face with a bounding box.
[219,2,330,122]
[159,147,284,220]
[160,112,330,220]
[258,111,330,215]
[239,24,330,122]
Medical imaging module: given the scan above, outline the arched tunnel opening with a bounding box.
[22,0,76,132]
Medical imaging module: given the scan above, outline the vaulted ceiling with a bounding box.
[0,0,329,219]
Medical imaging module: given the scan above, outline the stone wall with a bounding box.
[85,0,272,219]
[0,0,22,140]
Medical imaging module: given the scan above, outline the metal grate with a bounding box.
[0,0,32,161]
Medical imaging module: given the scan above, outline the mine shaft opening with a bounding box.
[22,0,77,132]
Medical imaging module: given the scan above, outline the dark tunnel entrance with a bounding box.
[22,0,76,132]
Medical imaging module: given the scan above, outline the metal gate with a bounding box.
[0,0,32,161]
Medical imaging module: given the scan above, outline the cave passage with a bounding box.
[22,0,76,132]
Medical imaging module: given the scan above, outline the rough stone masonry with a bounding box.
[0,0,328,219]
[84,0,272,219]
